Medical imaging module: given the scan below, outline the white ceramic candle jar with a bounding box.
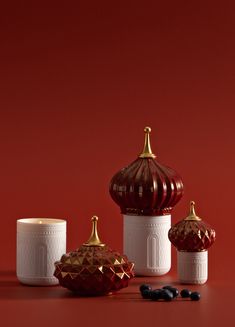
[177,250,208,284]
[17,218,66,286]
[123,214,171,276]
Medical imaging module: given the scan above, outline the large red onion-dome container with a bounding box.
[110,127,184,216]
[168,201,216,284]
[109,127,184,276]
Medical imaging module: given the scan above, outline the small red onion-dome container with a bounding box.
[168,201,216,284]
[54,216,134,296]
[109,127,184,276]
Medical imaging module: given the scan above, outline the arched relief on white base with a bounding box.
[147,234,159,269]
[36,243,47,277]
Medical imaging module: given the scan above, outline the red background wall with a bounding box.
[0,1,234,280]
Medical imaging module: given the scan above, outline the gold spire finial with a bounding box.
[83,216,105,247]
[185,201,201,221]
[139,126,156,158]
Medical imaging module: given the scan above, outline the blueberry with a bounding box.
[151,289,162,301]
[139,284,152,293]
[163,286,179,298]
[141,289,152,299]
[162,285,173,290]
[190,292,201,301]
[161,289,174,301]
[171,288,179,298]
[180,289,192,298]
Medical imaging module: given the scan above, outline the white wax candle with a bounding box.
[17,218,66,286]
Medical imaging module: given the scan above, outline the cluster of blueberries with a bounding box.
[140,284,201,301]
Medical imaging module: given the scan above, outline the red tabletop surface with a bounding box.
[0,269,234,327]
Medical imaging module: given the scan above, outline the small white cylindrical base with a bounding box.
[17,218,66,286]
[123,214,171,276]
[178,251,208,284]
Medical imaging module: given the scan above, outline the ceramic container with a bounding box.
[17,218,66,286]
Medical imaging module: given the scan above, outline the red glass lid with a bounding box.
[54,216,134,296]
[109,127,184,216]
[168,201,216,252]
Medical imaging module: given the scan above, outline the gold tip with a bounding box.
[91,215,98,222]
[190,201,196,215]
[139,126,156,158]
[83,216,105,247]
[185,201,201,221]
[144,126,151,133]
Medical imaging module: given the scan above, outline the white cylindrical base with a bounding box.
[178,251,208,284]
[17,218,66,286]
[123,214,171,276]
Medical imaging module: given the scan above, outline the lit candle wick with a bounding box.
[39,220,42,224]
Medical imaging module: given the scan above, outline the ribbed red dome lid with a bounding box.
[109,127,184,216]
[168,201,216,252]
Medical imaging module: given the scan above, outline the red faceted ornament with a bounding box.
[54,216,134,296]
[110,127,184,216]
[168,201,216,252]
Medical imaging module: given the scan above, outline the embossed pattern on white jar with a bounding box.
[123,215,171,276]
[178,250,208,284]
[17,218,66,286]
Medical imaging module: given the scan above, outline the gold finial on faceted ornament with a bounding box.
[139,126,156,158]
[185,201,201,221]
[84,216,105,247]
